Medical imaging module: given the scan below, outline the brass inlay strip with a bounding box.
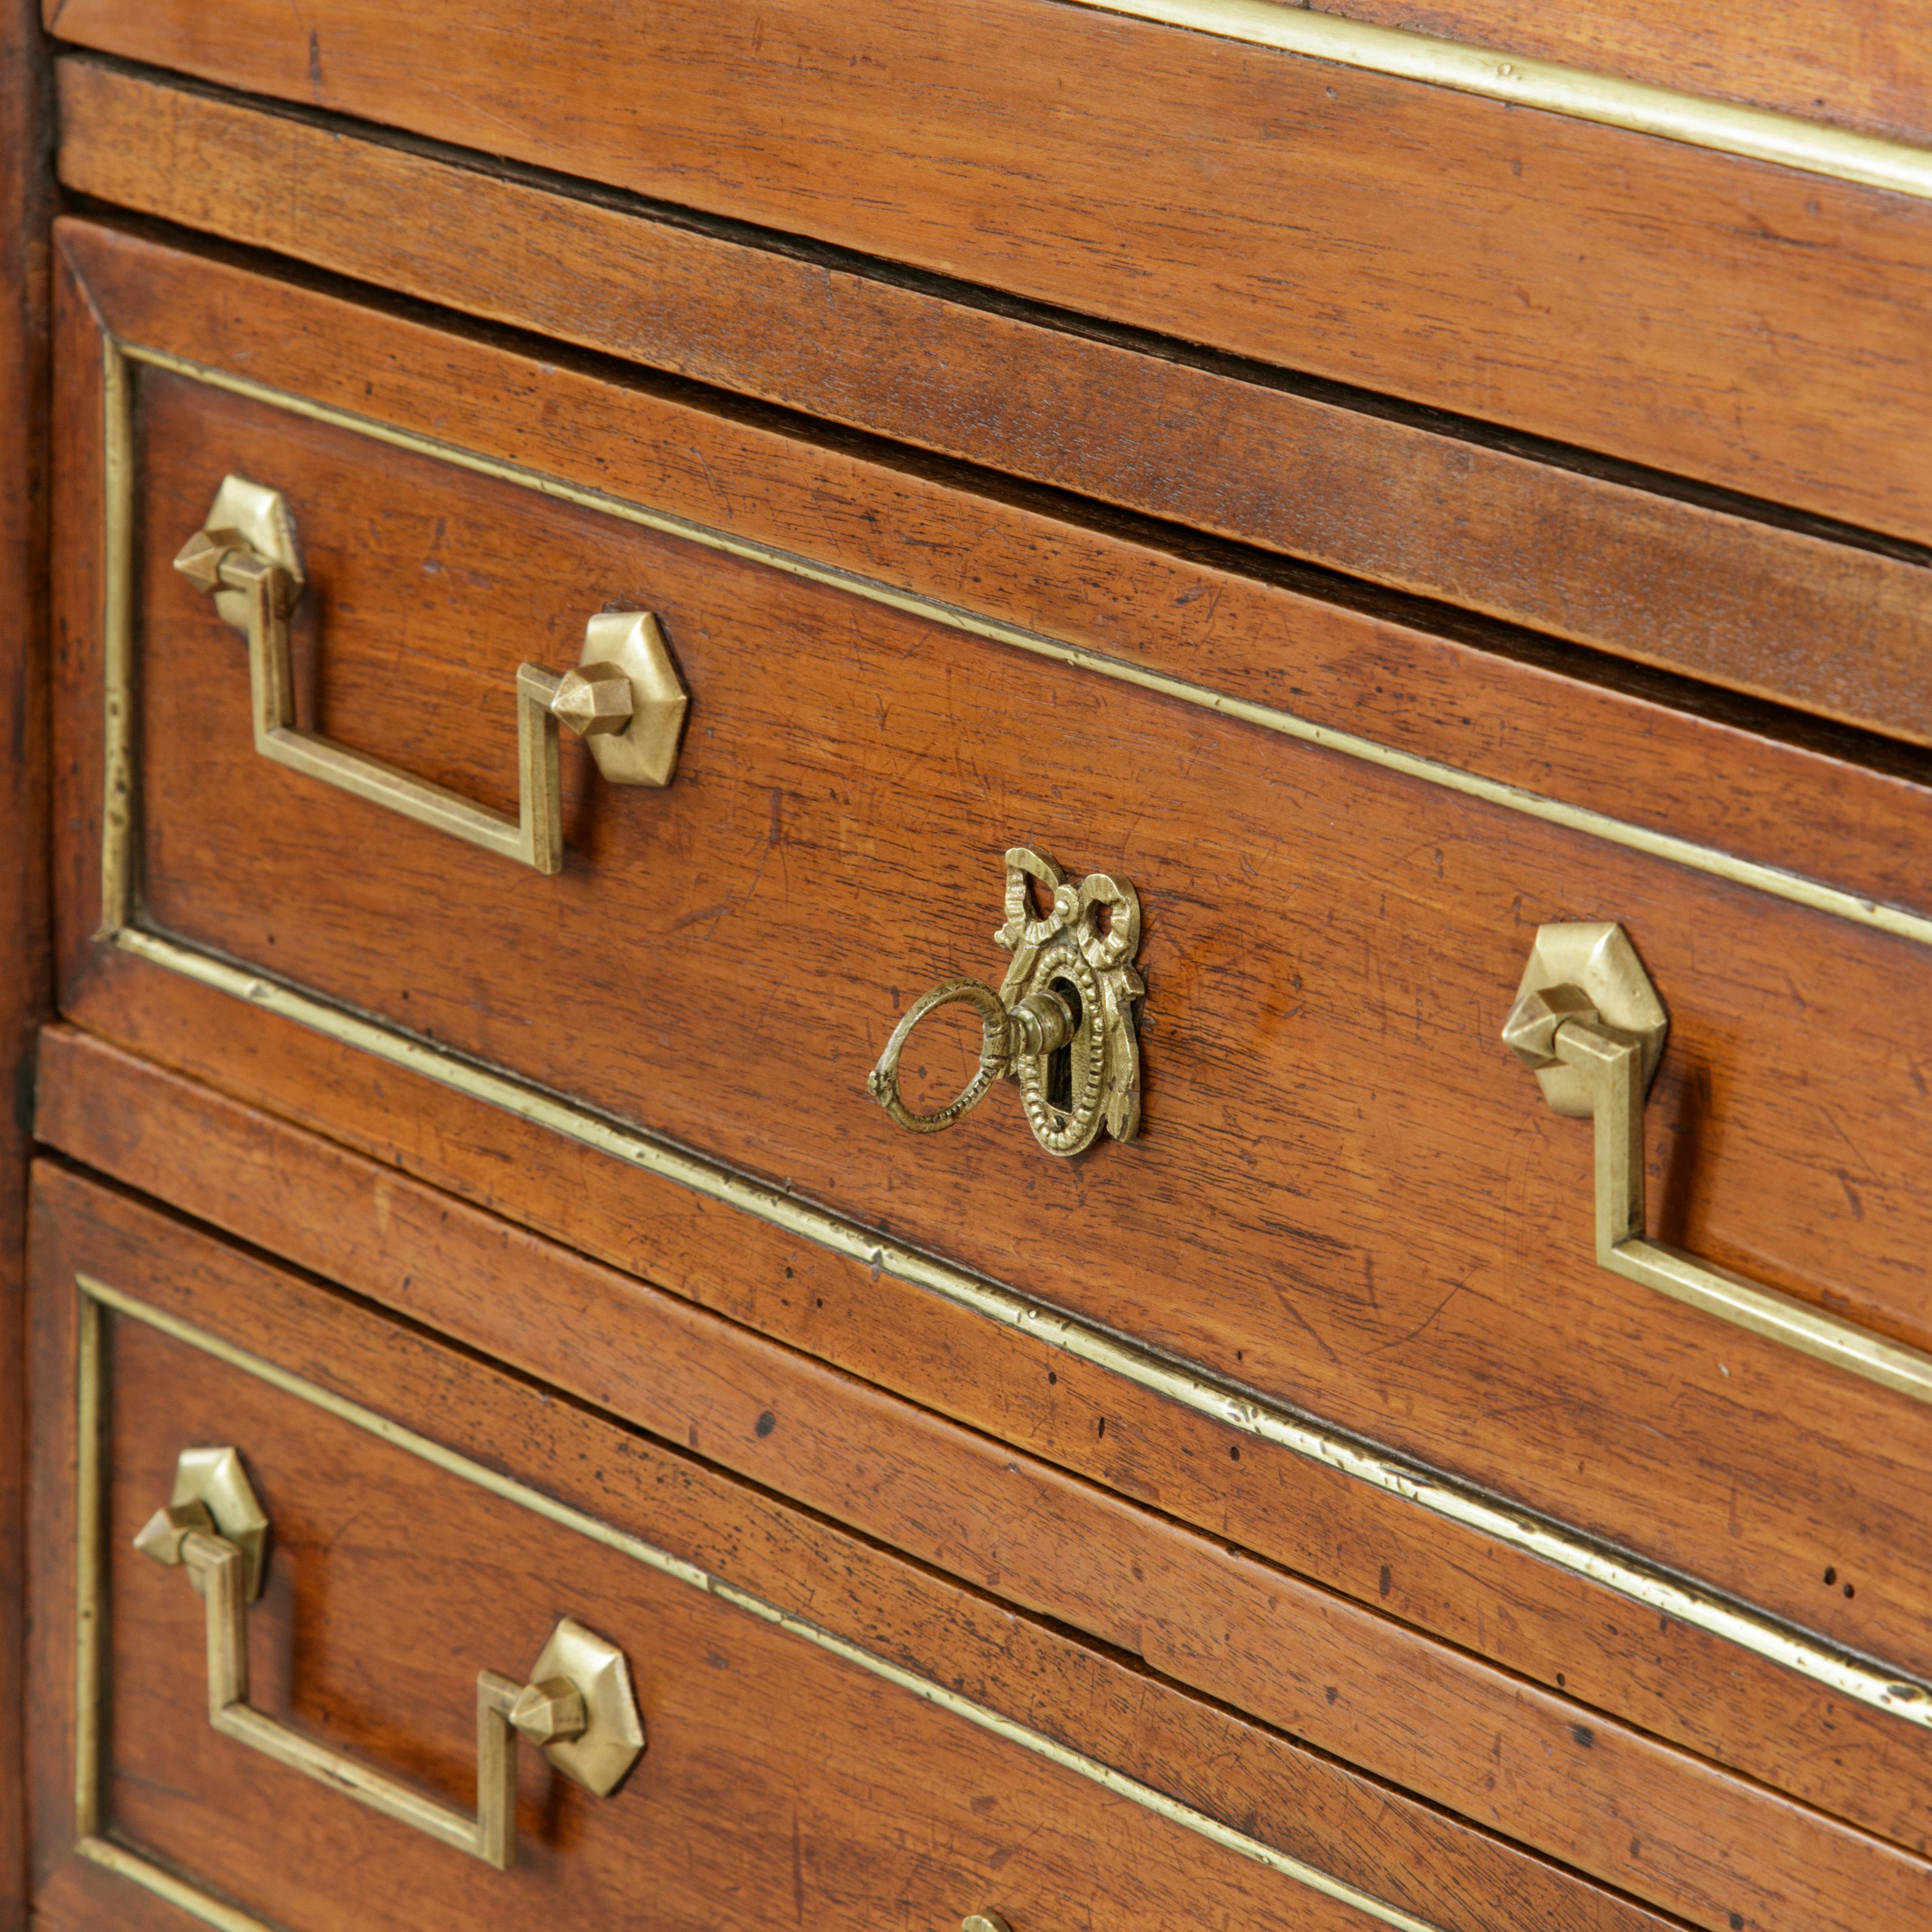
[1072,0,1932,201]
[73,1295,103,1839]
[99,341,135,937]
[72,1274,1445,1932]
[76,1838,276,1932]
[113,340,1932,952]
[110,926,1932,1734]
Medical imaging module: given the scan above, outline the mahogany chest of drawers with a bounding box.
[2,4,1931,1930]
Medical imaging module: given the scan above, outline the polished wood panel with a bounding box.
[53,60,1932,750]
[39,0,1932,547]
[57,220,1932,953]
[1309,0,1932,146]
[27,1163,1689,1932]
[50,225,1932,1694]
[39,1025,1932,1924]
[0,5,53,1928]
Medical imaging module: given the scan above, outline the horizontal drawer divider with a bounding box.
[110,919,1932,1739]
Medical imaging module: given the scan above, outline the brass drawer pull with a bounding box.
[869,846,1144,1158]
[135,1446,644,1869]
[173,475,688,875]
[1504,922,1932,1407]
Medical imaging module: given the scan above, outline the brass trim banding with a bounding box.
[93,338,1932,1743]
[70,1274,1445,1932]
[97,343,135,937]
[1073,0,1932,201]
[76,1838,276,1932]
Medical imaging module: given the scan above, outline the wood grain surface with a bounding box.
[49,225,1932,1698]
[27,1164,1699,1932]
[30,1862,206,1932]
[1297,0,1932,146]
[0,7,52,1930]
[38,0,1932,547]
[34,1025,1932,1924]
[52,60,1932,751]
[57,221,1932,956]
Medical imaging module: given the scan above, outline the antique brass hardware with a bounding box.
[869,847,1144,1158]
[136,1445,644,1868]
[962,1914,1015,1932]
[1504,922,1932,1407]
[173,475,688,874]
[131,1443,271,1601]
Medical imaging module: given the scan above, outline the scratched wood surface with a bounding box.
[35,1026,1932,1924]
[29,1164,1701,1932]
[1301,0,1932,145]
[49,225,1932,1696]
[52,60,1932,752]
[38,0,1932,549]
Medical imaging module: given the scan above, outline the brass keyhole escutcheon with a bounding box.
[868,847,1145,1158]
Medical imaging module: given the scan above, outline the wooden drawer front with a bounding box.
[53,214,1932,1710]
[42,0,1932,550]
[26,1163,1691,1932]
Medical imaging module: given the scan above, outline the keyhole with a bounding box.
[1046,975,1082,1113]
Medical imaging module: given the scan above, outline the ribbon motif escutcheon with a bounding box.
[869,846,1145,1159]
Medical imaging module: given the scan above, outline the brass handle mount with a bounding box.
[173,475,689,876]
[868,847,1144,1158]
[136,1445,644,1869]
[1503,921,1932,1407]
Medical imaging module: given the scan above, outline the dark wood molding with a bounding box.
[0,3,52,1924]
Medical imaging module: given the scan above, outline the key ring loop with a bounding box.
[867,979,1011,1134]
